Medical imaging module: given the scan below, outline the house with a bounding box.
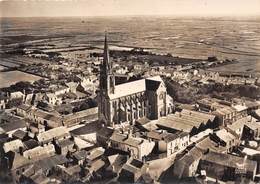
[197,98,232,112]
[16,104,32,117]
[146,130,189,157]
[228,116,260,140]
[24,93,34,105]
[65,81,78,93]
[158,131,189,157]
[198,98,249,126]
[51,85,70,96]
[96,126,114,147]
[27,108,62,128]
[232,104,248,120]
[190,129,213,143]
[118,158,147,183]
[42,93,61,106]
[63,107,98,127]
[24,172,51,184]
[212,106,237,126]
[35,154,69,174]
[23,139,39,151]
[156,109,216,136]
[252,109,260,121]
[10,91,25,100]
[0,95,8,110]
[173,147,204,178]
[243,119,260,140]
[3,139,24,153]
[28,123,45,138]
[73,137,94,151]
[227,116,249,138]
[55,138,75,155]
[87,158,106,174]
[59,165,83,183]
[244,100,260,112]
[106,154,128,174]
[70,121,101,143]
[12,129,28,141]
[133,64,143,71]
[108,131,155,159]
[0,115,27,136]
[196,128,239,154]
[37,126,70,145]
[23,144,56,161]
[214,128,240,152]
[22,154,69,183]
[199,151,257,181]
[72,150,88,165]
[8,152,32,183]
[87,147,105,162]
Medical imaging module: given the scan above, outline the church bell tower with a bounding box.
[98,33,115,125]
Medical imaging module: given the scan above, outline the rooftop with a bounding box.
[36,154,69,171]
[196,136,227,153]
[73,150,88,161]
[57,138,74,148]
[213,106,236,116]
[33,109,62,122]
[156,110,215,133]
[228,116,257,132]
[202,151,257,172]
[108,76,163,100]
[232,104,247,112]
[23,139,39,150]
[12,129,27,140]
[23,144,55,160]
[162,131,189,142]
[10,152,31,170]
[88,159,105,173]
[88,147,105,161]
[215,128,238,143]
[3,139,24,153]
[37,126,70,143]
[110,132,150,147]
[121,158,144,174]
[63,107,98,123]
[17,104,32,112]
[0,114,27,132]
[178,147,203,166]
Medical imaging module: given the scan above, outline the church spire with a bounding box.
[103,32,111,73]
[99,32,115,94]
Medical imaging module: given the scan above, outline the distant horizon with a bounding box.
[1,14,260,19]
[1,0,260,18]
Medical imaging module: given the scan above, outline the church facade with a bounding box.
[98,34,172,128]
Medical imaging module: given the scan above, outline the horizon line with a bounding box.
[1,14,260,19]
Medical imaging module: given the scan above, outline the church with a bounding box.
[98,34,173,128]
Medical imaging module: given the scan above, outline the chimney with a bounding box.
[19,147,23,155]
[128,128,132,138]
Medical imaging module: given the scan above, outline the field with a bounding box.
[0,54,51,68]
[1,17,260,75]
[0,70,42,88]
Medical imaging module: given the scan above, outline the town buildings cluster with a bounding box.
[1,34,260,184]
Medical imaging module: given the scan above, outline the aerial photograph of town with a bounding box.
[0,0,260,183]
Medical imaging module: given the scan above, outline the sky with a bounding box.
[0,0,260,17]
